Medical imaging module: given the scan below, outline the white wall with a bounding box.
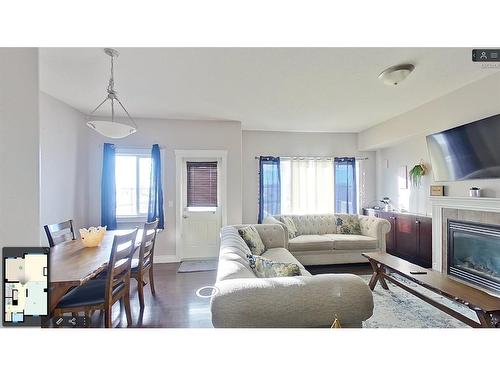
[86,118,242,259]
[242,130,376,223]
[359,71,500,151]
[39,92,91,244]
[0,48,40,247]
[369,72,500,215]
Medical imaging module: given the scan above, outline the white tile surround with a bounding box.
[430,196,500,272]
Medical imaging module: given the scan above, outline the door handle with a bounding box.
[183,215,189,219]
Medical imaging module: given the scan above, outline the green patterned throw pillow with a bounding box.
[238,226,266,256]
[247,254,301,278]
[281,216,298,239]
[336,215,362,235]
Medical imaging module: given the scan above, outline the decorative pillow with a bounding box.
[238,226,266,256]
[336,216,362,235]
[281,216,298,239]
[247,254,301,278]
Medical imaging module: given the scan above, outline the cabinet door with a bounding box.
[395,215,417,260]
[416,217,432,268]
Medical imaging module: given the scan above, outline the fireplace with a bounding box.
[448,220,500,293]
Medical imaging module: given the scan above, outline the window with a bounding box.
[115,151,152,217]
[334,157,357,214]
[186,161,218,210]
[276,157,359,215]
[280,157,334,215]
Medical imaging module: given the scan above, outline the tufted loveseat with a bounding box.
[263,214,390,265]
[211,224,374,328]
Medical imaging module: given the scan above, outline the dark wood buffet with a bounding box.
[363,208,432,268]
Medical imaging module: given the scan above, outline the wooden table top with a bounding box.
[363,251,500,313]
[49,229,141,286]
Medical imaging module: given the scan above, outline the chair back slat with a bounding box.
[138,220,159,270]
[44,219,75,247]
[105,229,138,297]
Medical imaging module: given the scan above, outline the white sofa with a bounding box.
[210,224,374,328]
[264,214,391,265]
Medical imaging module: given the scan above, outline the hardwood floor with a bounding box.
[85,262,372,328]
[88,263,217,328]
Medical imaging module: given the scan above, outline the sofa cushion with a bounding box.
[238,225,266,256]
[288,235,334,252]
[248,255,301,278]
[280,216,298,239]
[262,247,306,270]
[324,234,378,250]
[335,215,362,235]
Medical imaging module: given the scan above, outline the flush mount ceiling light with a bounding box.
[86,48,137,138]
[378,63,415,86]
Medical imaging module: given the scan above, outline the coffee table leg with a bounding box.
[368,259,389,291]
[476,310,494,328]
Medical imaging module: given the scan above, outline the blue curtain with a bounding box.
[147,144,165,229]
[334,157,357,214]
[258,156,281,223]
[101,143,117,230]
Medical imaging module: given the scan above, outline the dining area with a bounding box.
[45,219,159,328]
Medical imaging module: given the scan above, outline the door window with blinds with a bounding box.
[186,161,218,211]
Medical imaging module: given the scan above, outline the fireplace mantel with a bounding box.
[430,196,500,272]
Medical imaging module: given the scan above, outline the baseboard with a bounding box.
[154,255,180,263]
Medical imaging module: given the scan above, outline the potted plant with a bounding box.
[409,161,427,188]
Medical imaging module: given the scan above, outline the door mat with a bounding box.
[177,260,218,273]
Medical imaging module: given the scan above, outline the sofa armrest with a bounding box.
[211,274,373,328]
[262,216,289,248]
[358,215,391,251]
[254,224,288,250]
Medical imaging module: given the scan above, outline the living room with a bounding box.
[1,1,499,373]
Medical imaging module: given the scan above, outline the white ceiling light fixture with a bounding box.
[378,63,415,86]
[86,48,137,138]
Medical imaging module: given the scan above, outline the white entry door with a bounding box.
[178,156,224,260]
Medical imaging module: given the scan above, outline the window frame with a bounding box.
[115,148,152,221]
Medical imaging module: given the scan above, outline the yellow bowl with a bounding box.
[79,226,107,247]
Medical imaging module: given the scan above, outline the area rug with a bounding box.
[177,260,218,273]
[360,274,476,328]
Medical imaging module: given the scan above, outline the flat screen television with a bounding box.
[426,113,500,181]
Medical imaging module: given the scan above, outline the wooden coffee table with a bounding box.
[362,252,500,328]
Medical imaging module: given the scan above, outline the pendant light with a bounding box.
[86,48,137,138]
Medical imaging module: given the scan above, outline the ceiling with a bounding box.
[39,48,496,132]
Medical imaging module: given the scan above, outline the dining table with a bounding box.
[49,229,142,313]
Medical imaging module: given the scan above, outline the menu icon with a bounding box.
[472,49,500,62]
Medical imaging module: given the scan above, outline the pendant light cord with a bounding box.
[87,48,137,130]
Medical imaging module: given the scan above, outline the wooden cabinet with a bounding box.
[363,209,432,268]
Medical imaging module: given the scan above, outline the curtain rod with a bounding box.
[98,145,166,150]
[254,156,369,160]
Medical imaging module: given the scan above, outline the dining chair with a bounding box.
[131,220,159,309]
[44,219,76,247]
[52,228,139,328]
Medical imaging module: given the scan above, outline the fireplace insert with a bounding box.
[448,220,500,293]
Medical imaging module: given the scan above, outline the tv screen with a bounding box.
[426,114,500,181]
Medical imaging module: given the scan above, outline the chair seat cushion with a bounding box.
[324,234,378,250]
[56,279,125,309]
[288,235,334,252]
